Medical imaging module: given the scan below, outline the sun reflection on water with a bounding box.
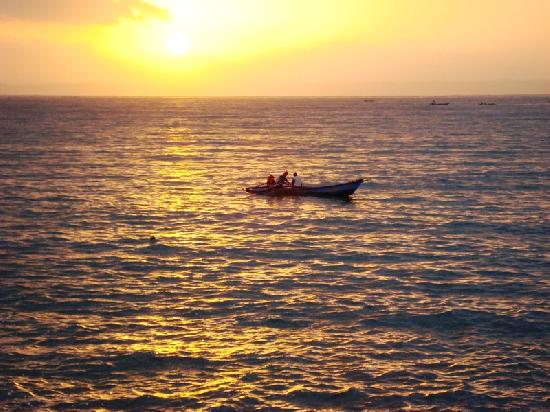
[1,97,548,410]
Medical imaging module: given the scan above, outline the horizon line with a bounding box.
[1,93,550,99]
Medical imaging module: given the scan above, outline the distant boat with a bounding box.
[430,99,450,106]
[245,179,364,198]
[363,99,375,102]
[479,102,496,106]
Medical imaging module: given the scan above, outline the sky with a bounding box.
[0,0,549,96]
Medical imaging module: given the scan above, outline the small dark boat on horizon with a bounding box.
[479,102,496,105]
[245,179,364,198]
[430,99,450,106]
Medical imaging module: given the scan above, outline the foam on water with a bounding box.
[0,96,549,410]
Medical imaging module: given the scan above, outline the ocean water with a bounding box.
[0,96,549,411]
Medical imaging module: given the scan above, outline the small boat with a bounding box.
[245,179,364,198]
[479,102,496,106]
[430,100,450,106]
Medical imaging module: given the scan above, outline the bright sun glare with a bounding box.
[164,32,190,57]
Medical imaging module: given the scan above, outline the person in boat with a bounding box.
[266,174,276,186]
[276,170,290,186]
[291,172,302,187]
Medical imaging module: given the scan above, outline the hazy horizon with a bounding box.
[1,91,549,98]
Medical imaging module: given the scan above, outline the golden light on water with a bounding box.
[2,94,549,409]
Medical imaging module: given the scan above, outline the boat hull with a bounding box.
[245,179,364,198]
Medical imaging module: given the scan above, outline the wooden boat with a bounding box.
[245,178,364,198]
[430,100,450,106]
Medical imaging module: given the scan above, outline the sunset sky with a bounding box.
[1,0,549,96]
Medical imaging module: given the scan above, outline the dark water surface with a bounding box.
[1,96,549,410]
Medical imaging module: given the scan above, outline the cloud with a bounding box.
[0,0,168,24]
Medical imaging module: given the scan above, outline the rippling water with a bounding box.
[1,96,549,410]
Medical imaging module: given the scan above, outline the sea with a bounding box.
[0,96,549,411]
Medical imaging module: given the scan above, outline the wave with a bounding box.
[353,388,518,410]
[136,243,187,256]
[236,316,311,329]
[361,309,550,337]
[110,351,220,371]
[284,387,366,408]
[53,394,200,411]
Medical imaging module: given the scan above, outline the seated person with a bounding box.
[291,172,302,187]
[266,174,276,186]
[276,170,290,186]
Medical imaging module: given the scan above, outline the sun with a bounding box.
[164,32,190,57]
